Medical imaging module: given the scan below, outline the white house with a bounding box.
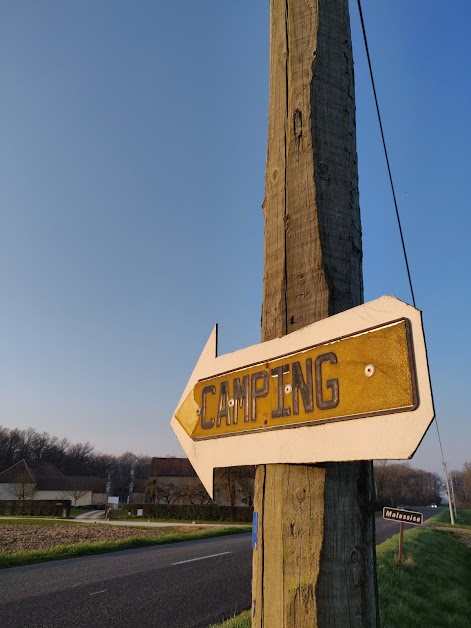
[0,459,108,507]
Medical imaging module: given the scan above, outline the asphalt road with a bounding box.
[0,534,252,628]
[0,508,444,628]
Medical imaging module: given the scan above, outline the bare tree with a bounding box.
[60,479,90,507]
[236,475,254,507]
[4,469,37,500]
[214,467,254,507]
[145,478,158,503]
[0,425,152,487]
[183,482,211,506]
[451,462,471,507]
[156,483,180,505]
[374,462,444,507]
[145,479,181,505]
[63,442,94,475]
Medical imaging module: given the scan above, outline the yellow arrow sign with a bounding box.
[171,296,435,495]
[176,319,417,440]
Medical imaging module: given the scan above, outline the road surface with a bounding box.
[0,507,443,627]
[0,534,252,628]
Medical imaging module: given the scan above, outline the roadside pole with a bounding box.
[443,461,455,526]
[382,507,424,565]
[449,469,458,520]
[252,1,378,625]
[170,1,433,623]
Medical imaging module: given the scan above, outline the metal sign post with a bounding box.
[383,507,424,564]
[398,522,405,564]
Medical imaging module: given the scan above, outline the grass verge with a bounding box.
[108,510,250,526]
[210,526,471,628]
[0,517,82,527]
[0,526,250,569]
[69,507,92,518]
[377,526,471,627]
[427,508,471,528]
[209,611,251,628]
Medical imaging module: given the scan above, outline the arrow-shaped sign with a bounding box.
[170,296,434,496]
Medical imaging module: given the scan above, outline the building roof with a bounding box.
[0,460,34,483]
[26,461,65,480]
[149,457,197,477]
[149,457,256,479]
[0,460,65,483]
[37,476,108,492]
[0,460,107,493]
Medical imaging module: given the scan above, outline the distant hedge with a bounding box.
[0,500,71,517]
[124,503,253,522]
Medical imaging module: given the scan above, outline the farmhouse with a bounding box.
[0,459,108,506]
[148,457,255,507]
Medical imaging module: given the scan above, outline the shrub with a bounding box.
[124,503,252,522]
[0,500,71,517]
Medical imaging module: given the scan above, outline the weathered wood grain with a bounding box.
[253,0,378,625]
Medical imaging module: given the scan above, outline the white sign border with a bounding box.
[170,296,435,496]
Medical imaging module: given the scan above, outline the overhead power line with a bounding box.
[356,1,455,519]
[356,0,416,308]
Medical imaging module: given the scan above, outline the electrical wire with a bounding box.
[356,1,455,511]
[356,0,416,308]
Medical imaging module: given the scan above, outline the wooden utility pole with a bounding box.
[252,1,379,626]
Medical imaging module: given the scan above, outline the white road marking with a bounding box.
[172,551,231,565]
[89,589,107,596]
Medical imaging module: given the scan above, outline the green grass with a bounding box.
[0,512,250,527]
[0,517,82,527]
[210,526,471,628]
[427,508,471,528]
[109,510,249,526]
[377,527,471,627]
[0,526,251,569]
[69,507,91,518]
[0,513,55,518]
[209,610,251,628]
[0,506,102,519]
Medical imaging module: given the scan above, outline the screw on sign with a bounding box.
[171,296,434,497]
[383,507,424,563]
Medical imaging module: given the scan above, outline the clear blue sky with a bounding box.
[1,1,469,478]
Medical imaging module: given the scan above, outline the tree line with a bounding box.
[2,425,467,509]
[374,462,444,508]
[451,462,471,507]
[374,461,471,509]
[0,425,151,491]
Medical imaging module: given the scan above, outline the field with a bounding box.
[0,519,208,553]
[2,512,470,626]
[0,518,250,568]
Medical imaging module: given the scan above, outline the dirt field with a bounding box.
[0,523,208,554]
